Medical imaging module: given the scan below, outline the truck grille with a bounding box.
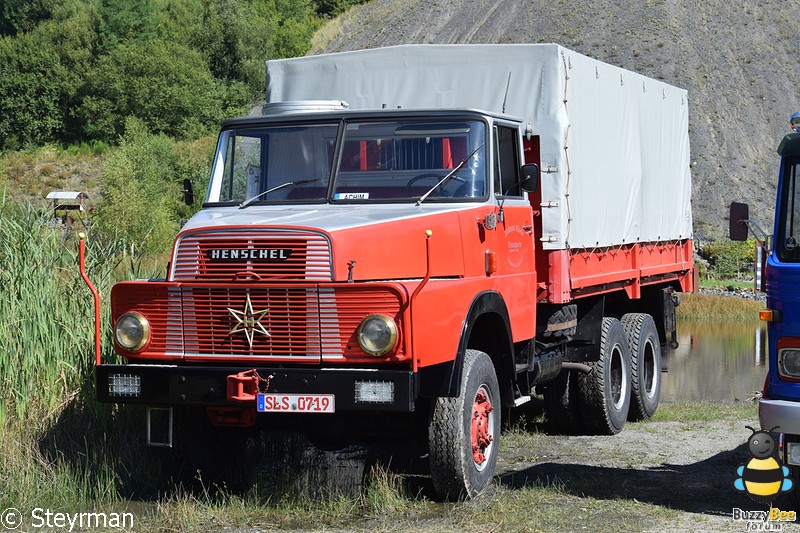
[171,228,333,281]
[181,287,321,360]
[137,285,405,361]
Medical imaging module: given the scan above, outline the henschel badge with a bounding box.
[228,293,271,349]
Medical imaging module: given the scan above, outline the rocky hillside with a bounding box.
[311,0,799,239]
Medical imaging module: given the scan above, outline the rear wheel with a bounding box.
[428,349,500,500]
[577,317,631,435]
[621,313,661,421]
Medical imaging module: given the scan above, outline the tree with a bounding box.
[0,32,65,149]
[77,40,237,141]
[0,0,60,36]
[96,0,159,53]
[313,0,368,18]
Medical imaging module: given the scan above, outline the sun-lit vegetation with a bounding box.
[0,0,374,518]
[676,292,763,321]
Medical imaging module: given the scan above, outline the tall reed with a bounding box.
[0,197,119,422]
[0,194,145,508]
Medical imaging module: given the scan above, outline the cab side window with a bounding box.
[780,161,800,261]
[494,125,521,196]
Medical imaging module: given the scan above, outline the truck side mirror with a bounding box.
[729,202,749,241]
[183,179,195,206]
[519,164,540,193]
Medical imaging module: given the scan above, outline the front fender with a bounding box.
[418,291,514,398]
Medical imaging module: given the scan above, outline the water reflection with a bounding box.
[661,320,767,402]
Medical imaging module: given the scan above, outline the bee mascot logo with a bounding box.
[734,426,793,503]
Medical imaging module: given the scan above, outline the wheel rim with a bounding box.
[471,384,495,471]
[643,338,658,399]
[610,343,628,410]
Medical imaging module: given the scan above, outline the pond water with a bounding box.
[661,319,767,402]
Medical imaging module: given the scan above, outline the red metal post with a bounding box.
[410,230,433,369]
[78,232,102,366]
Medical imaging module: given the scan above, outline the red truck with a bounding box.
[84,44,694,499]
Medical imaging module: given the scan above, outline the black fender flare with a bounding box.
[417,291,515,398]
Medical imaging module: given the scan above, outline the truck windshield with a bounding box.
[332,120,486,202]
[779,159,800,261]
[207,123,339,204]
[206,119,487,205]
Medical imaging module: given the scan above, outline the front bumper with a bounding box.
[97,364,416,412]
[759,398,800,435]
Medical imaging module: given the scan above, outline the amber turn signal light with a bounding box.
[760,309,782,322]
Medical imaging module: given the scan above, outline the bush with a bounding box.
[700,238,758,280]
[77,40,235,140]
[93,118,209,256]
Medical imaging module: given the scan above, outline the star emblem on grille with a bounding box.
[228,293,271,349]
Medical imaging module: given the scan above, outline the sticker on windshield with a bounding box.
[334,192,370,200]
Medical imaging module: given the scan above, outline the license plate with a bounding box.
[257,393,335,413]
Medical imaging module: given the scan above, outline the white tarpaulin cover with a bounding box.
[266,44,692,250]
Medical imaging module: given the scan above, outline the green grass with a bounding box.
[698,278,755,290]
[651,401,758,423]
[676,292,763,321]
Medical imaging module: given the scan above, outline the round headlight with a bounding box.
[356,314,398,357]
[780,349,800,378]
[115,312,150,352]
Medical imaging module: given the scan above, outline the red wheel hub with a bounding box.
[471,389,494,465]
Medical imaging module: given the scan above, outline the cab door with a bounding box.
[491,123,536,340]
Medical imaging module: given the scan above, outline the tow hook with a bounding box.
[226,369,271,401]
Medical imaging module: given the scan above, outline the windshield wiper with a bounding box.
[416,144,484,206]
[239,178,320,209]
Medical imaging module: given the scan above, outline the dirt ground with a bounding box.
[496,414,772,533]
[215,403,791,533]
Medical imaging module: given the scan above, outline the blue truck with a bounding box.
[731,113,800,508]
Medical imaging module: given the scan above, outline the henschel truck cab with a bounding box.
[84,44,694,499]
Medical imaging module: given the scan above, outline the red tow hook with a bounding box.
[226,369,271,401]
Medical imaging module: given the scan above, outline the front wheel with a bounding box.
[428,349,500,500]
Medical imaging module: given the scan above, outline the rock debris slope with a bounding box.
[311,0,800,238]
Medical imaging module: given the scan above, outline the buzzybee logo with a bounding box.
[734,426,793,504]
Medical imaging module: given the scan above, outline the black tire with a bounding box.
[621,313,661,421]
[428,349,500,500]
[542,369,584,434]
[541,304,577,339]
[577,317,631,435]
